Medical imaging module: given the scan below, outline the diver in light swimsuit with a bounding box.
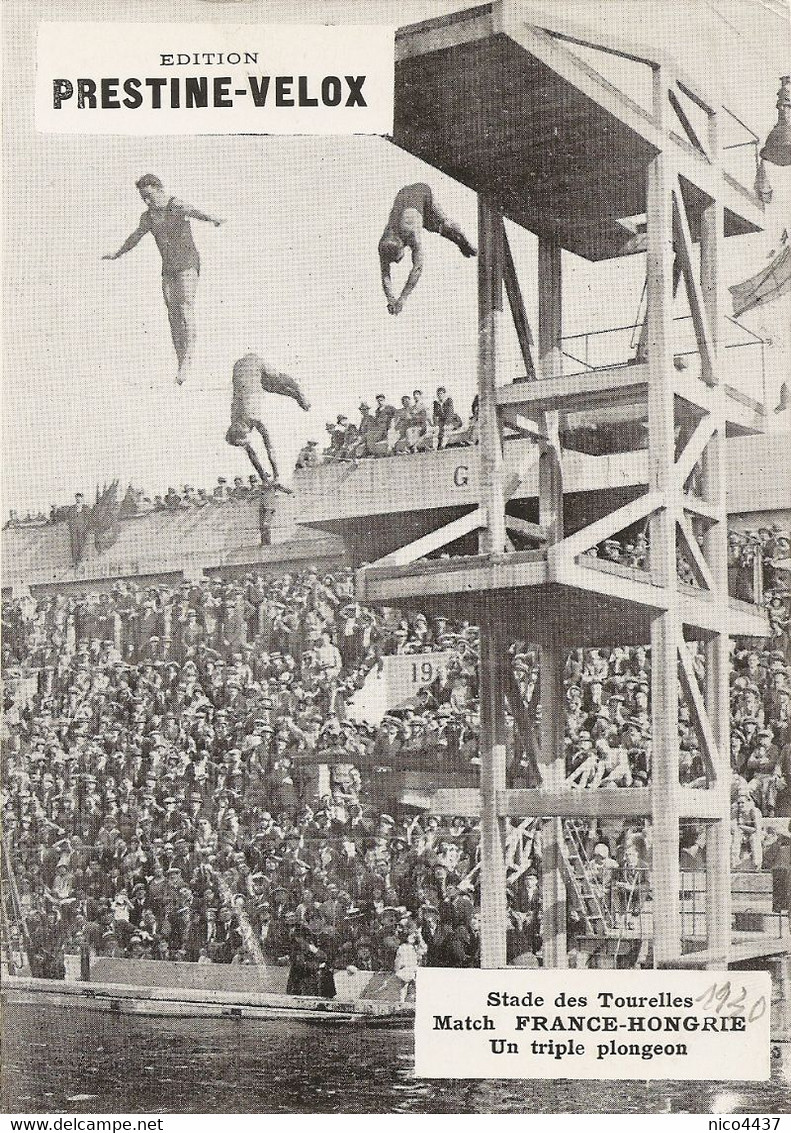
[224,353,310,491]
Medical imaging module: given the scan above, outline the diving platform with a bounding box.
[353,2,780,975]
[357,549,769,645]
[494,362,765,432]
[393,3,763,261]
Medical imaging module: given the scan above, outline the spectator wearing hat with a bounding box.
[350,403,377,458]
[295,440,320,470]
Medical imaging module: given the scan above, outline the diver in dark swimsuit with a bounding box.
[103,173,223,383]
[378,183,476,315]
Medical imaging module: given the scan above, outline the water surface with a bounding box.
[3,1004,789,1114]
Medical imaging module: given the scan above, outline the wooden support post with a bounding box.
[503,232,537,380]
[647,73,683,964]
[538,636,568,968]
[538,235,564,544]
[479,602,509,968]
[478,195,507,556]
[537,233,566,966]
[700,108,732,961]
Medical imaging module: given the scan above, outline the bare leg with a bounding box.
[172,269,199,385]
[178,269,198,370]
[260,369,311,412]
[440,219,476,258]
[162,276,186,368]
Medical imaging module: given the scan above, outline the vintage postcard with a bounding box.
[2,0,790,1120]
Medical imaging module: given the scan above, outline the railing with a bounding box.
[721,106,762,199]
[680,869,786,944]
[560,315,767,407]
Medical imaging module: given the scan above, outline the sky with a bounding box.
[2,0,789,517]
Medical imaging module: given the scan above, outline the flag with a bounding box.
[90,481,121,554]
[730,243,791,317]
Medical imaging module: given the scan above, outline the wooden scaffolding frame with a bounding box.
[359,9,771,970]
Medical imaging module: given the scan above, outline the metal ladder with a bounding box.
[560,819,615,935]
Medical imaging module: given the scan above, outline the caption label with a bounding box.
[36,23,394,135]
[415,969,771,1080]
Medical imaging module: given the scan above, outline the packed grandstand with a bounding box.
[2,524,789,980]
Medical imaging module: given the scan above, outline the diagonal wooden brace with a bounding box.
[678,641,720,782]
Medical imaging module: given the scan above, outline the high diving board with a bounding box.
[394,3,764,259]
[357,548,769,647]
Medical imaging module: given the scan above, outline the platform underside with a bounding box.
[394,8,762,259]
[359,551,769,647]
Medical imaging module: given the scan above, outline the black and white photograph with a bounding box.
[2,0,790,1119]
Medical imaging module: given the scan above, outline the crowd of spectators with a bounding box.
[5,388,480,529]
[2,525,789,981]
[4,476,278,531]
[295,388,479,468]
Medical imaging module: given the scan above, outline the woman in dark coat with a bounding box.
[286,923,327,995]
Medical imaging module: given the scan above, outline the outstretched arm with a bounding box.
[242,442,269,483]
[183,203,224,227]
[380,255,397,308]
[251,420,281,482]
[102,221,148,260]
[393,242,424,314]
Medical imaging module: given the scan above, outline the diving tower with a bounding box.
[356,4,778,972]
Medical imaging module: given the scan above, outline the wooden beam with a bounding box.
[547,490,663,567]
[575,556,650,586]
[674,375,766,433]
[538,235,564,547]
[516,9,716,118]
[510,22,660,147]
[676,77,714,118]
[677,789,730,820]
[395,5,494,62]
[540,25,657,69]
[682,494,720,524]
[673,414,717,492]
[677,510,717,593]
[496,363,648,414]
[479,604,509,968]
[430,789,483,817]
[358,555,550,604]
[503,230,537,380]
[560,558,668,610]
[677,591,768,637]
[500,417,548,446]
[497,788,654,818]
[503,646,542,786]
[538,636,567,966]
[672,180,717,385]
[677,641,720,782]
[699,148,733,962]
[501,22,763,233]
[647,89,683,963]
[478,196,508,556]
[505,515,546,542]
[668,89,708,159]
[372,508,486,568]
